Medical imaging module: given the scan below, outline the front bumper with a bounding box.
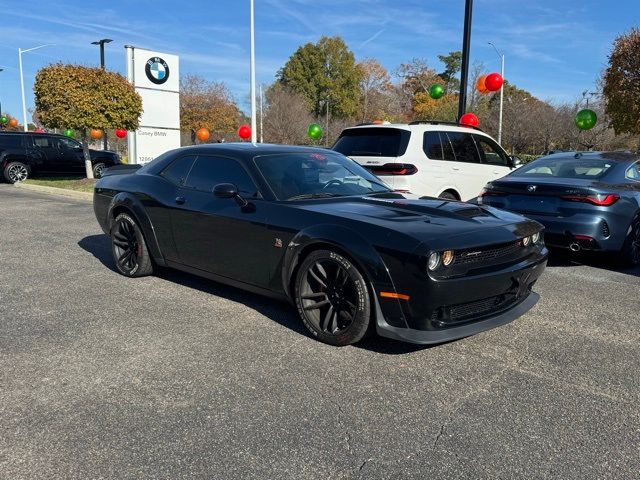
[375,291,540,345]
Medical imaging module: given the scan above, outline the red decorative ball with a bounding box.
[484,72,503,92]
[115,129,127,139]
[459,113,479,127]
[238,124,252,140]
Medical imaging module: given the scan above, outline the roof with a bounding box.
[341,122,489,135]
[541,151,640,163]
[174,142,334,158]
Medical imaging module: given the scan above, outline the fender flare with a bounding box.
[106,192,166,266]
[281,223,397,299]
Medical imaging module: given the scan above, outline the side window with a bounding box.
[33,136,53,148]
[473,135,510,167]
[446,132,480,163]
[57,137,81,150]
[423,132,444,160]
[161,155,197,186]
[626,162,640,182]
[184,156,257,195]
[0,135,24,148]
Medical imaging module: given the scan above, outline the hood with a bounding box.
[295,195,541,250]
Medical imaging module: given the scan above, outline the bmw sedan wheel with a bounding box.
[295,250,371,346]
[620,216,640,267]
[93,162,106,179]
[3,162,29,184]
[111,213,154,277]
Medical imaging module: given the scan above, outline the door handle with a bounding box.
[175,196,186,205]
[452,166,460,171]
[493,171,501,175]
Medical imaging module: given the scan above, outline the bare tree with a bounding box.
[357,59,392,122]
[263,83,314,145]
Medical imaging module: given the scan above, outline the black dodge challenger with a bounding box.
[93,144,548,346]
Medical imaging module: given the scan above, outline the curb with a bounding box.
[14,182,93,202]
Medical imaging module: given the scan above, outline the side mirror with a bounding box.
[213,183,248,207]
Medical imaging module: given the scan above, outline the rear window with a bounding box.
[515,157,615,179]
[0,135,24,148]
[332,128,410,157]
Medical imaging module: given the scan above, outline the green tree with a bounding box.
[34,64,142,178]
[437,51,462,91]
[277,36,362,119]
[603,28,640,136]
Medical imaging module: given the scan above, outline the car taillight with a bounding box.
[479,188,506,197]
[369,163,418,175]
[560,193,620,206]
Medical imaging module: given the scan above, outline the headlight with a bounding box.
[532,232,540,244]
[442,250,455,266]
[428,252,441,271]
[522,236,531,246]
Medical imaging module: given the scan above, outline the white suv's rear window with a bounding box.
[332,128,410,157]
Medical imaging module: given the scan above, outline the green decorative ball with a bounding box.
[575,109,597,130]
[63,128,74,137]
[307,123,323,140]
[0,116,7,125]
[429,84,444,100]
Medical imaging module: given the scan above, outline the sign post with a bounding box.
[125,45,181,164]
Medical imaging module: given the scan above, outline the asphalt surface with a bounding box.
[1,184,639,479]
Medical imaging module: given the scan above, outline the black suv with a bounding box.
[0,132,121,183]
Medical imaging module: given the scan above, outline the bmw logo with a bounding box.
[145,57,170,85]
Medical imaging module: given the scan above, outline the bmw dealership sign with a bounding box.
[125,47,180,164]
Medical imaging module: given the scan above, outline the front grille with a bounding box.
[455,241,521,266]
[430,293,521,325]
[601,221,611,238]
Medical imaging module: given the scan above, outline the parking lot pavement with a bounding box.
[0,184,638,479]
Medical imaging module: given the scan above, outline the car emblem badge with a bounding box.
[145,57,170,85]
[274,238,283,248]
[527,185,537,193]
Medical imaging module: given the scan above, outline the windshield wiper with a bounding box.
[287,193,346,201]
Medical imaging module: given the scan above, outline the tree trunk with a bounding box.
[82,130,94,179]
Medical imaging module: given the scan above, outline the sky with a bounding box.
[0,0,637,123]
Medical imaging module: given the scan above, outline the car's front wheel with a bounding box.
[93,162,107,179]
[620,215,640,267]
[294,249,371,346]
[111,212,154,277]
[3,161,29,183]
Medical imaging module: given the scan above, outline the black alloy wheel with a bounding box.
[4,162,29,183]
[295,250,371,346]
[621,216,640,267]
[111,213,154,277]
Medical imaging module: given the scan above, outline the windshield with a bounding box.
[514,157,616,180]
[332,127,410,157]
[254,151,391,200]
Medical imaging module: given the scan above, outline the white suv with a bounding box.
[333,121,515,201]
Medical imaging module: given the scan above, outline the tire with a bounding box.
[438,191,458,201]
[93,162,107,179]
[3,161,29,184]
[110,213,154,277]
[294,249,371,346]
[619,215,640,267]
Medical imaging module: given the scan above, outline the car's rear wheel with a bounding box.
[438,191,458,201]
[93,162,106,179]
[620,215,640,267]
[3,162,29,183]
[294,250,371,346]
[111,213,154,277]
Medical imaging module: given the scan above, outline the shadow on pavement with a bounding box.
[78,234,430,354]
[547,248,640,277]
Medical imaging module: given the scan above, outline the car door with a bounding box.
[473,134,512,181]
[444,131,487,201]
[170,154,269,287]
[55,137,86,173]
[30,135,62,173]
[420,131,458,197]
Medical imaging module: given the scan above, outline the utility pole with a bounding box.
[249,0,257,144]
[18,44,54,132]
[488,42,505,144]
[457,0,473,121]
[92,39,112,150]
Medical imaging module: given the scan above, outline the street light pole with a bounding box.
[18,44,54,132]
[92,39,112,150]
[489,42,505,144]
[249,0,257,145]
[0,68,4,119]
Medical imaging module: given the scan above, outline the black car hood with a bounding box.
[295,195,540,250]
